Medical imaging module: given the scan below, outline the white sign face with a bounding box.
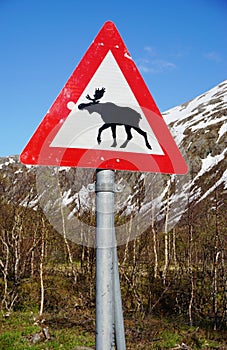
[50,51,164,155]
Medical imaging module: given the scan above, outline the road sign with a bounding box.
[20,21,188,174]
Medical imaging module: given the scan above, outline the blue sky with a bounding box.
[0,0,226,157]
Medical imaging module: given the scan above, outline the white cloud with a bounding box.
[136,46,176,74]
[144,46,156,56]
[154,59,176,70]
[204,51,222,62]
[137,58,176,74]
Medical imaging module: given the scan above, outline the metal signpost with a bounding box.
[20,21,188,350]
[95,169,126,349]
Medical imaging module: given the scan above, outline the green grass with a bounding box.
[0,311,95,350]
[0,329,94,350]
[156,330,182,349]
[0,311,226,349]
[0,331,94,350]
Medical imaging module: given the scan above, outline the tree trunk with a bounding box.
[163,177,171,285]
[39,219,45,316]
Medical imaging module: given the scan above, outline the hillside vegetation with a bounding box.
[0,81,226,349]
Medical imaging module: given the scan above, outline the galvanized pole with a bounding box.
[95,169,115,350]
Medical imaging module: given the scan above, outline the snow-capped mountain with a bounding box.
[0,80,226,244]
[163,80,227,200]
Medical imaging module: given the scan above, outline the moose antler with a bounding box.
[86,88,105,103]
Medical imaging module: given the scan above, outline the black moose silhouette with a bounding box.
[78,88,152,150]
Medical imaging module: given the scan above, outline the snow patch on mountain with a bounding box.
[163,80,227,124]
[0,81,226,235]
[196,149,226,180]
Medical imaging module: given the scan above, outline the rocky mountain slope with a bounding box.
[163,80,226,203]
[0,80,226,244]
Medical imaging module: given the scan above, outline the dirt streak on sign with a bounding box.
[20,21,188,174]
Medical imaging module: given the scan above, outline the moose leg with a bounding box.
[133,127,152,150]
[120,125,133,148]
[110,124,117,147]
[97,124,111,144]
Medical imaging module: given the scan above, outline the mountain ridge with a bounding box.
[0,80,226,243]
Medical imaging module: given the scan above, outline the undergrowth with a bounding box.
[0,310,226,349]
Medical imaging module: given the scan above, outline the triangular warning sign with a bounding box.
[20,21,188,174]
